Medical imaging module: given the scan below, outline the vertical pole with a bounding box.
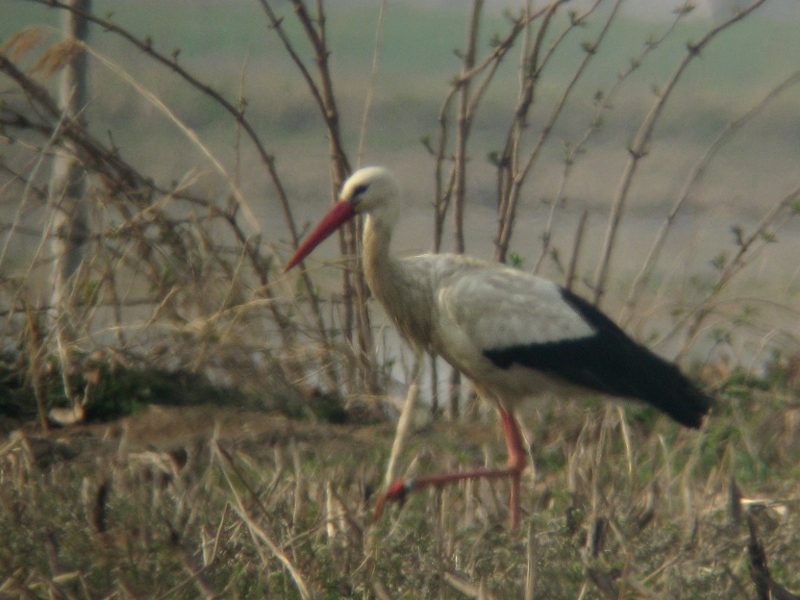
[49,0,91,417]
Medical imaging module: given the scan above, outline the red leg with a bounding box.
[499,406,527,529]
[374,406,527,529]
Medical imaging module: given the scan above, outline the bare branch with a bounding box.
[495,0,621,264]
[592,0,770,307]
[533,6,692,276]
[621,70,800,326]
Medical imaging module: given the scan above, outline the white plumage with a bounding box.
[285,166,712,528]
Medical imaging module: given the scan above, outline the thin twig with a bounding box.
[620,70,800,326]
[495,0,620,264]
[533,6,691,276]
[357,0,388,168]
[592,0,770,307]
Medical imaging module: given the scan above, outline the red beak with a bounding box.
[284,200,356,272]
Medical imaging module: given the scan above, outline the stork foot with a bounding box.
[373,409,527,529]
[373,479,412,521]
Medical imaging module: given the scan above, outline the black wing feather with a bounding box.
[483,288,712,428]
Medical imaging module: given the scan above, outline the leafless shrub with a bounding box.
[1,20,343,415]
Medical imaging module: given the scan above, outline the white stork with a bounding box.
[284,166,712,529]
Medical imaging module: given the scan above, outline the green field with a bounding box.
[5,1,800,156]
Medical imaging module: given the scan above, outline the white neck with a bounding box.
[361,209,433,350]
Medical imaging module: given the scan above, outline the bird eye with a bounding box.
[353,184,369,198]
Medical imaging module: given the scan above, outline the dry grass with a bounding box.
[2,377,799,599]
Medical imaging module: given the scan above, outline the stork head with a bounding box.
[340,166,400,215]
[284,166,400,272]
